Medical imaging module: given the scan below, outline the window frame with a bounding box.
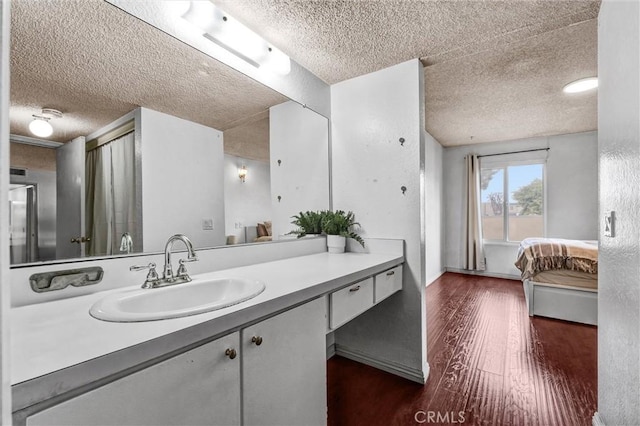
[480,160,547,243]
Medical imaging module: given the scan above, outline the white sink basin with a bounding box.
[90,277,266,322]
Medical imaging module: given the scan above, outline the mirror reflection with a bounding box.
[8,0,329,266]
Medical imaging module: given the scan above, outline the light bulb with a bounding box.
[29,118,53,137]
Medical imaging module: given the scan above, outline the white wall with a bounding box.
[331,59,428,383]
[140,108,225,251]
[223,155,271,243]
[443,131,598,278]
[596,1,640,424]
[269,101,330,238]
[425,131,444,285]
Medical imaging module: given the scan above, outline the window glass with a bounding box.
[508,164,544,241]
[480,162,545,242]
[480,168,504,240]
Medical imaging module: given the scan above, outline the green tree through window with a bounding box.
[512,178,543,215]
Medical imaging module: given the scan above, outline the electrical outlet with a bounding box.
[202,218,214,230]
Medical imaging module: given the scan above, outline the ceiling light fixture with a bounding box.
[28,108,62,138]
[181,1,291,75]
[563,77,598,94]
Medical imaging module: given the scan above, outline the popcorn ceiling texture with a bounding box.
[11,0,599,148]
[426,20,598,146]
[215,0,599,146]
[10,0,287,145]
[9,143,57,172]
[223,111,270,163]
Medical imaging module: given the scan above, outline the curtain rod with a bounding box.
[477,147,550,158]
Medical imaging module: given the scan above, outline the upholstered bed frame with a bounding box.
[517,237,598,326]
[522,279,597,325]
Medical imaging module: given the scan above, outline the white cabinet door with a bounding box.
[27,333,241,426]
[242,298,327,426]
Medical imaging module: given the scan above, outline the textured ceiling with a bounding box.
[215,0,600,146]
[223,110,270,162]
[11,0,600,150]
[426,19,598,145]
[10,0,287,148]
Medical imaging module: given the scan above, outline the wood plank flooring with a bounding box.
[327,273,597,426]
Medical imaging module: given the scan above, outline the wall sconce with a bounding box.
[239,165,247,182]
[29,108,62,138]
[181,1,291,75]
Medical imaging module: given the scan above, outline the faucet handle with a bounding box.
[130,263,160,288]
[176,259,195,281]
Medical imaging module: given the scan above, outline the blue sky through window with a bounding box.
[482,164,543,202]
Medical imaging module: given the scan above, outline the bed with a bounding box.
[515,237,598,325]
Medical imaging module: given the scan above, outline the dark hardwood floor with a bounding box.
[327,273,597,426]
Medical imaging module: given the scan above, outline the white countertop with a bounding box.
[11,251,403,411]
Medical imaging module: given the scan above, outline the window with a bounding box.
[480,163,545,242]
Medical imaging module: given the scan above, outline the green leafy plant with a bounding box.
[512,178,543,215]
[321,210,365,248]
[288,210,326,237]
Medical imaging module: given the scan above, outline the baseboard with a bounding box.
[425,270,445,287]
[592,412,606,426]
[335,344,429,385]
[445,267,519,281]
[326,343,336,359]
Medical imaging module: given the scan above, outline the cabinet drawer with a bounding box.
[375,265,402,303]
[329,277,374,329]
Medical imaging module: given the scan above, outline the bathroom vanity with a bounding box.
[11,243,403,425]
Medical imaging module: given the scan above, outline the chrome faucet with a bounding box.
[163,234,198,282]
[130,234,198,289]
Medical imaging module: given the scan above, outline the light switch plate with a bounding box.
[202,218,214,230]
[604,211,615,237]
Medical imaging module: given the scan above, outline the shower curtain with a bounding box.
[85,132,136,256]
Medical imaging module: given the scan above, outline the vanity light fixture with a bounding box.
[563,77,598,94]
[239,165,248,182]
[181,1,291,75]
[28,108,62,138]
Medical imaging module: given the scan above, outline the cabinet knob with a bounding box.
[349,285,361,292]
[251,336,263,346]
[225,348,237,359]
[386,270,395,276]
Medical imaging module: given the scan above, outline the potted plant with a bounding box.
[288,210,325,238]
[321,210,365,253]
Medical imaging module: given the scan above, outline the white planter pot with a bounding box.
[326,235,346,253]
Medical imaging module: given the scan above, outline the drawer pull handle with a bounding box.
[251,336,263,346]
[349,285,361,292]
[386,271,395,276]
[225,348,237,359]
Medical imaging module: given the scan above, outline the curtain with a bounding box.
[85,132,136,256]
[464,154,485,271]
[110,132,136,251]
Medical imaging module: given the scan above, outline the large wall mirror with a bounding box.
[8,0,330,266]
